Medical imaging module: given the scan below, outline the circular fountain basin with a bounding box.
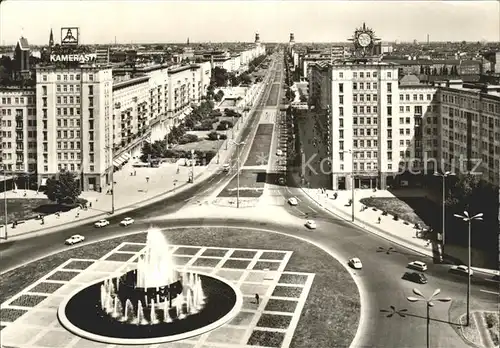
[58,272,243,345]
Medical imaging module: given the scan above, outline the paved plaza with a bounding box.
[1,241,314,348]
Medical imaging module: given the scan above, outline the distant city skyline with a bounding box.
[0,0,499,45]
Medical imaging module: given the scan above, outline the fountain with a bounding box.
[58,228,242,345]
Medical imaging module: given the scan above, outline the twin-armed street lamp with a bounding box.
[434,171,455,253]
[341,149,356,222]
[407,288,451,348]
[453,210,483,326]
[230,140,245,208]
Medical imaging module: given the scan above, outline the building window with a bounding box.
[387,106,392,116]
[339,72,343,78]
[339,95,344,105]
[339,107,344,116]
[387,72,392,78]
[387,83,392,93]
[353,83,357,90]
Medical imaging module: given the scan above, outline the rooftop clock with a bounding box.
[357,33,372,47]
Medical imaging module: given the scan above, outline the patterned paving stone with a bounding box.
[206,326,246,344]
[34,329,76,347]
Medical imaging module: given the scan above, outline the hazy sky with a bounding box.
[1,1,499,45]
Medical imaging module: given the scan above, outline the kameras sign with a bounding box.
[50,53,97,63]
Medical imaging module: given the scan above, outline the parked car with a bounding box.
[94,219,110,228]
[348,257,363,269]
[65,234,85,245]
[403,272,428,284]
[451,265,474,276]
[305,220,317,229]
[407,261,428,272]
[276,149,283,156]
[278,177,286,185]
[120,217,135,226]
[222,164,230,172]
[288,197,298,206]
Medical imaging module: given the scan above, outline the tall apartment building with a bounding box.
[437,81,500,187]
[0,87,37,174]
[308,60,500,190]
[35,66,114,191]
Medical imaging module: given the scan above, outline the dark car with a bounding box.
[403,272,428,284]
[278,177,285,185]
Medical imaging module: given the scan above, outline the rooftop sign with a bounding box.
[50,53,97,63]
[61,27,79,46]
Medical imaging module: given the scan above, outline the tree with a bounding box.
[45,170,82,205]
[211,67,230,87]
[214,90,224,102]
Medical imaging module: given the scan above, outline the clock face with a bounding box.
[357,33,372,47]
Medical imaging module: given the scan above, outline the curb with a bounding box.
[0,81,270,244]
[290,173,435,259]
[0,171,207,243]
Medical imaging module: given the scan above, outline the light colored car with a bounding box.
[65,234,85,245]
[452,265,474,276]
[94,219,110,228]
[276,149,283,156]
[222,164,230,172]
[305,220,317,229]
[120,217,135,226]
[288,197,298,206]
[348,257,363,269]
[408,261,428,272]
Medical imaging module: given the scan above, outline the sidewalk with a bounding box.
[297,183,499,276]
[0,81,268,243]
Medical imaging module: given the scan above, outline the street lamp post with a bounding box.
[230,140,245,208]
[342,149,356,222]
[434,171,454,251]
[407,288,452,348]
[453,211,483,326]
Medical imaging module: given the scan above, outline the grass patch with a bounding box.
[174,139,221,153]
[272,285,303,298]
[261,251,286,260]
[217,170,266,198]
[104,253,134,262]
[266,84,280,106]
[247,330,285,347]
[244,124,273,166]
[230,250,257,259]
[192,257,221,267]
[279,273,308,285]
[257,313,291,329]
[174,247,201,255]
[223,259,251,269]
[253,261,281,271]
[118,244,145,252]
[360,197,431,226]
[29,282,64,294]
[265,299,298,313]
[47,271,80,281]
[0,308,27,322]
[10,294,47,307]
[63,260,94,270]
[201,248,228,257]
[483,312,500,346]
[0,227,360,348]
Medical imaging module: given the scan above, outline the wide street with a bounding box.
[1,52,498,348]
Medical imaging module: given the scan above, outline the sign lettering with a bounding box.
[50,54,97,63]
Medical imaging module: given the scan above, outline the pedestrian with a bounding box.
[90,202,92,208]
[134,170,137,176]
[255,293,260,305]
[378,217,381,224]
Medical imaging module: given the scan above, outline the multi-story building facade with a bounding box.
[308,59,500,190]
[35,65,114,191]
[0,87,37,175]
[437,81,500,187]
